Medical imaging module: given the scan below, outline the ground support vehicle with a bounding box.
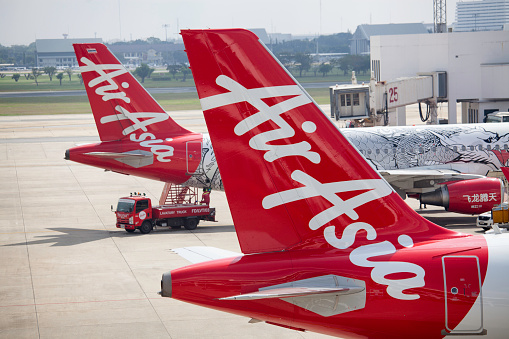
[481,202,509,231]
[113,186,215,234]
[476,211,493,230]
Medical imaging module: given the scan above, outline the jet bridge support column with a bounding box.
[448,97,458,124]
[397,106,406,126]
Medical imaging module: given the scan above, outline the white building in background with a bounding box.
[350,23,429,55]
[36,38,102,68]
[370,30,509,124]
[455,0,509,32]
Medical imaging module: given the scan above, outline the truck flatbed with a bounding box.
[153,204,213,219]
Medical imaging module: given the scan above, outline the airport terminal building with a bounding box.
[455,0,509,32]
[36,38,102,68]
[370,30,509,124]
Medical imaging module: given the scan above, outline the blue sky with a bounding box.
[0,0,459,46]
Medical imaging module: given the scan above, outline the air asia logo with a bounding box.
[202,75,425,301]
[79,56,174,162]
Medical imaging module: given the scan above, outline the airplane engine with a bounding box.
[420,177,504,214]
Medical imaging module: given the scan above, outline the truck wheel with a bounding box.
[184,218,199,230]
[125,229,135,233]
[139,221,153,234]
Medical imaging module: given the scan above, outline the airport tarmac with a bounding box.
[0,108,480,338]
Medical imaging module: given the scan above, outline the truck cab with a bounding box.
[115,193,153,233]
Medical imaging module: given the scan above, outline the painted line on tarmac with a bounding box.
[0,297,164,308]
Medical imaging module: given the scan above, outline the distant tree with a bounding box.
[147,37,162,44]
[133,63,153,83]
[43,66,57,81]
[173,50,189,64]
[349,55,370,75]
[337,56,350,75]
[0,43,36,67]
[336,55,370,76]
[56,72,64,85]
[318,63,333,77]
[167,64,179,80]
[147,67,155,79]
[358,55,370,75]
[77,73,83,85]
[311,65,319,77]
[180,65,190,82]
[275,53,294,69]
[64,68,73,81]
[12,73,20,82]
[31,68,42,86]
[294,53,312,77]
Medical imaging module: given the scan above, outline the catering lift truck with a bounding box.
[113,184,215,234]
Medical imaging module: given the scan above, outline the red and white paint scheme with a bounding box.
[159,29,509,339]
[66,43,222,191]
[66,43,506,216]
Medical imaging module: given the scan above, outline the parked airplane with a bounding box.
[66,43,222,190]
[66,43,507,215]
[160,28,509,339]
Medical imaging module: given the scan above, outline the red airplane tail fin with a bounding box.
[181,29,461,255]
[73,43,189,141]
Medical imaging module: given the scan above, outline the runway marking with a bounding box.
[0,297,164,308]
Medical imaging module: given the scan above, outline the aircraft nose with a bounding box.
[160,271,172,297]
[65,149,70,160]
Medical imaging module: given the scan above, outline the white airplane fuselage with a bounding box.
[185,123,509,191]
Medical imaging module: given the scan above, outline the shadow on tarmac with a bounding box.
[4,225,236,247]
[416,209,481,232]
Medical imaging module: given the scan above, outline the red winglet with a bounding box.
[181,29,461,254]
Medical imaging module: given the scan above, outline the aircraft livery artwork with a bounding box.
[342,124,509,174]
[66,43,506,216]
[182,134,223,191]
[160,28,509,339]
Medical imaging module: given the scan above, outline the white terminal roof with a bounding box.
[36,38,103,53]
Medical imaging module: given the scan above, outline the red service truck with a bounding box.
[113,191,215,234]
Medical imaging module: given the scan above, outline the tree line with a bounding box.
[277,53,370,78]
[1,31,368,82]
[1,32,355,67]
[3,66,83,86]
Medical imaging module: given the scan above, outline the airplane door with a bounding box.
[442,256,485,335]
[186,141,202,175]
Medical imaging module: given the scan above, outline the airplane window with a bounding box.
[453,146,457,152]
[487,145,492,151]
[419,147,424,153]
[469,145,475,151]
[367,150,372,154]
[494,145,500,150]
[505,144,509,150]
[461,146,466,151]
[432,147,436,152]
[478,145,483,151]
[376,149,380,154]
[384,149,388,154]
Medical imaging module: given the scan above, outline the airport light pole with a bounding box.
[163,24,170,42]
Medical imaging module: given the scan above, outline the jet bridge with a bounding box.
[330,71,447,126]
